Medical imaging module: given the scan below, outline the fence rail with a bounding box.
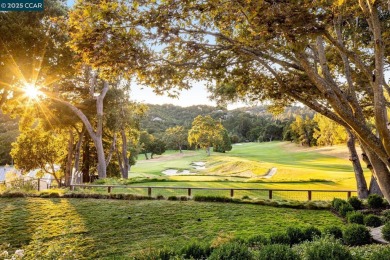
[70,184,356,201]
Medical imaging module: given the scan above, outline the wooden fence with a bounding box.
[70,184,356,201]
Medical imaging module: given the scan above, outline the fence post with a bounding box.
[108,186,112,193]
[148,187,152,197]
[347,191,351,199]
[230,189,234,198]
[188,188,192,197]
[37,178,40,191]
[269,190,273,200]
[308,190,312,201]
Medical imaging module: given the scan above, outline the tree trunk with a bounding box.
[105,133,117,166]
[121,129,129,179]
[73,127,85,185]
[361,144,390,200]
[144,153,149,160]
[82,134,91,183]
[65,129,74,187]
[95,139,106,180]
[206,146,210,156]
[179,145,182,153]
[369,175,383,196]
[346,129,368,198]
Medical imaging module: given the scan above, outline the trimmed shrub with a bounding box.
[208,242,252,260]
[367,245,390,260]
[303,226,321,241]
[179,196,188,201]
[286,227,306,245]
[367,194,384,209]
[364,214,382,227]
[135,248,177,260]
[168,196,178,201]
[323,226,343,239]
[180,242,211,259]
[193,195,233,203]
[156,195,165,200]
[348,196,362,210]
[247,234,269,247]
[343,224,372,246]
[257,244,299,260]
[269,232,290,245]
[297,236,353,260]
[0,191,26,198]
[332,198,348,211]
[347,211,364,224]
[338,203,354,217]
[382,222,390,242]
[382,210,390,223]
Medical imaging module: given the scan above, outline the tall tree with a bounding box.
[188,115,225,156]
[164,126,188,153]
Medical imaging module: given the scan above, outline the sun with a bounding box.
[23,83,42,100]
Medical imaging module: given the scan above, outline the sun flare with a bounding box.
[24,83,42,100]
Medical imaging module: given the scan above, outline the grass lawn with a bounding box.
[0,197,344,259]
[127,142,369,192]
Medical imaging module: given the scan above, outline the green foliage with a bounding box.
[347,212,364,225]
[382,222,390,242]
[208,242,252,260]
[289,115,317,147]
[286,227,306,245]
[312,114,347,146]
[382,210,390,223]
[180,242,211,259]
[343,224,372,246]
[164,126,188,151]
[188,115,230,154]
[214,128,232,153]
[303,226,321,241]
[135,248,178,260]
[331,198,348,211]
[296,236,353,260]
[193,195,233,203]
[347,196,362,210]
[11,123,66,182]
[367,246,390,260]
[269,232,290,245]
[246,234,269,247]
[257,244,299,260]
[367,194,384,209]
[323,226,343,239]
[364,214,382,228]
[338,203,354,217]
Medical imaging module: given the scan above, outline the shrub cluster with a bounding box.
[323,226,343,239]
[367,194,384,209]
[347,211,364,224]
[364,214,382,227]
[257,244,299,260]
[208,241,252,260]
[343,224,372,246]
[348,196,362,210]
[296,236,353,260]
[193,195,233,203]
[382,222,390,242]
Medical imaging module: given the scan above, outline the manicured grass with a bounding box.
[0,197,344,258]
[128,142,368,191]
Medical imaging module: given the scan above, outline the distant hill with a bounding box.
[140,104,314,141]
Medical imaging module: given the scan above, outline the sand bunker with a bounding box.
[191,162,206,170]
[162,169,194,176]
[262,167,277,179]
